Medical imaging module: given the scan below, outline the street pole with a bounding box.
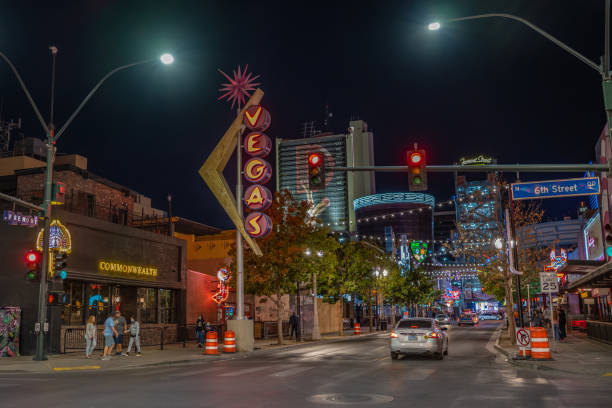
[312,272,321,340]
[296,281,301,341]
[236,125,245,320]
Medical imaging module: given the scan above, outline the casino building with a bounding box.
[276,119,375,232]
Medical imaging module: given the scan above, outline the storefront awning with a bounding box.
[566,261,612,291]
[559,260,605,275]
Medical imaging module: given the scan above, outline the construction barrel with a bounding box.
[224,330,236,353]
[529,327,552,360]
[205,330,218,355]
[354,323,360,335]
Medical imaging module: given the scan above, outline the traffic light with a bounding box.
[52,251,68,280]
[51,181,66,205]
[407,145,427,191]
[308,152,326,190]
[25,249,42,281]
[605,223,612,258]
[47,291,67,306]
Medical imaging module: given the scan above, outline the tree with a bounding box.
[238,190,314,345]
[448,182,549,344]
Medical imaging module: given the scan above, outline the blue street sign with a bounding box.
[511,177,600,200]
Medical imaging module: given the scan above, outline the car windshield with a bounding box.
[397,320,432,329]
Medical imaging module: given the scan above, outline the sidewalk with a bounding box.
[495,328,612,377]
[0,327,381,374]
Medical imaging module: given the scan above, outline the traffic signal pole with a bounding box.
[331,163,610,173]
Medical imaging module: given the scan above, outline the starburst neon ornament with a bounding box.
[217,65,261,110]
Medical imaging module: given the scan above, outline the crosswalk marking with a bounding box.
[219,365,282,377]
[270,366,314,377]
[167,367,224,377]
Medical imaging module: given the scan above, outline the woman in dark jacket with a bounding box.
[559,309,567,340]
[195,315,206,348]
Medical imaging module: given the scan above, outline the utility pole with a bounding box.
[34,46,58,361]
[236,125,245,320]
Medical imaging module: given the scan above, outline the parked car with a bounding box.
[434,314,451,329]
[390,318,448,360]
[478,313,501,321]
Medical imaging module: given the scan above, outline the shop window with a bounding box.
[87,284,112,324]
[62,282,85,325]
[138,288,157,324]
[160,289,176,323]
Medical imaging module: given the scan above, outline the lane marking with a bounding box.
[167,367,224,377]
[270,366,314,377]
[603,373,612,377]
[219,365,283,377]
[53,365,100,371]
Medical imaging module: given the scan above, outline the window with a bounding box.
[397,319,432,329]
[62,282,85,325]
[87,284,112,324]
[87,194,95,217]
[159,289,176,323]
[138,288,157,324]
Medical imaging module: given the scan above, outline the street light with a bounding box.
[0,49,174,361]
[494,237,503,250]
[427,8,612,150]
[160,53,174,65]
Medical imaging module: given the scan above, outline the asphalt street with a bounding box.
[2,321,610,408]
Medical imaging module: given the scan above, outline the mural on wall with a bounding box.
[0,306,21,357]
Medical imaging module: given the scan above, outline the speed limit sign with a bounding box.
[539,272,559,293]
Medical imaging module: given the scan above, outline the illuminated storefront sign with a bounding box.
[243,105,271,131]
[244,157,272,184]
[410,241,428,263]
[212,267,231,304]
[98,261,158,278]
[3,210,38,227]
[245,212,273,238]
[36,219,72,253]
[583,213,604,260]
[244,132,272,157]
[460,155,494,166]
[244,184,272,211]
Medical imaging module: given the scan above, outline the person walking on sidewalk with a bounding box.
[126,316,142,356]
[552,309,560,341]
[289,312,299,340]
[85,315,96,359]
[114,310,127,356]
[102,312,119,360]
[195,315,205,348]
[559,309,567,340]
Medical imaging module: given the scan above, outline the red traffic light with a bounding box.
[48,294,55,304]
[408,152,424,166]
[25,250,40,264]
[308,153,322,167]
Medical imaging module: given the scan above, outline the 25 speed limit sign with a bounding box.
[539,272,559,293]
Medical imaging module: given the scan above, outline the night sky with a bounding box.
[0,1,606,228]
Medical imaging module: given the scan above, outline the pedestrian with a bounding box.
[552,309,560,341]
[114,310,127,356]
[102,311,119,360]
[195,314,205,348]
[559,309,567,340]
[85,315,96,359]
[126,316,142,356]
[289,312,299,340]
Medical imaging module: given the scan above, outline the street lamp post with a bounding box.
[428,3,612,155]
[0,50,174,360]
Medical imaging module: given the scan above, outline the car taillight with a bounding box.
[410,325,418,328]
[425,332,438,339]
[390,332,399,338]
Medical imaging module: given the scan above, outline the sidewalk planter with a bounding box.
[586,321,612,344]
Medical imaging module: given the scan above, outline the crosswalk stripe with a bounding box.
[219,366,280,377]
[167,367,224,377]
[270,366,314,377]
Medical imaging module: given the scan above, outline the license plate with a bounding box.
[407,335,417,341]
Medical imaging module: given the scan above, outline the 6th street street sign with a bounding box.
[511,177,600,200]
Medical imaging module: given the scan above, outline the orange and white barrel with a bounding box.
[205,331,218,355]
[529,327,551,360]
[354,323,361,335]
[224,330,236,353]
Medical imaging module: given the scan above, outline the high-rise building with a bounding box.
[276,120,375,232]
[455,168,502,241]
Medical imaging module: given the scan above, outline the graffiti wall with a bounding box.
[0,306,21,357]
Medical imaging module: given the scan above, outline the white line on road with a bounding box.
[166,367,225,377]
[270,366,314,377]
[219,365,290,377]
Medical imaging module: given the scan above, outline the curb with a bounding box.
[0,330,384,375]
